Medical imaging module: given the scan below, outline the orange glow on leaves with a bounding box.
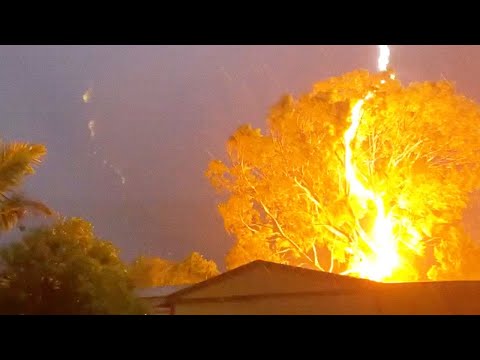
[340,46,419,282]
[207,46,480,282]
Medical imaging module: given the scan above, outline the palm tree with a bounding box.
[0,141,52,232]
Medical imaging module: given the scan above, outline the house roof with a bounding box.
[135,285,190,299]
[162,260,377,302]
[139,261,480,314]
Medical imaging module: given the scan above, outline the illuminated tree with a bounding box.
[130,252,220,288]
[206,69,480,281]
[0,217,147,314]
[0,141,51,231]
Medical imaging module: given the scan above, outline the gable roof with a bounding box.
[164,260,377,302]
[135,285,190,298]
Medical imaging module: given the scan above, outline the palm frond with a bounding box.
[0,194,53,232]
[0,143,47,194]
[14,198,53,217]
[0,201,26,231]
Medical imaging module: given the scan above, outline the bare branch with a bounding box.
[389,140,424,168]
[258,199,317,267]
[317,223,350,242]
[294,177,321,209]
[240,215,258,234]
[237,162,318,268]
[329,248,334,273]
[311,243,325,271]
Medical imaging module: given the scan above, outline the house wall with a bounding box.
[172,293,380,315]
[377,282,480,314]
[168,283,480,315]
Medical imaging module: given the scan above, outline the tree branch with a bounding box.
[317,223,351,242]
[311,243,325,271]
[240,215,258,234]
[329,248,334,273]
[294,177,321,210]
[238,161,319,269]
[389,140,424,168]
[258,199,317,268]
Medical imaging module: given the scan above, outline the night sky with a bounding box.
[2,45,480,269]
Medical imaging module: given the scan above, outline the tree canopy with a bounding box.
[130,252,220,288]
[206,69,480,281]
[0,141,52,232]
[0,217,147,314]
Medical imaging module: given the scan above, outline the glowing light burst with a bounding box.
[103,160,127,185]
[83,88,93,103]
[83,86,126,186]
[88,120,95,138]
[377,45,390,72]
[341,45,414,282]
